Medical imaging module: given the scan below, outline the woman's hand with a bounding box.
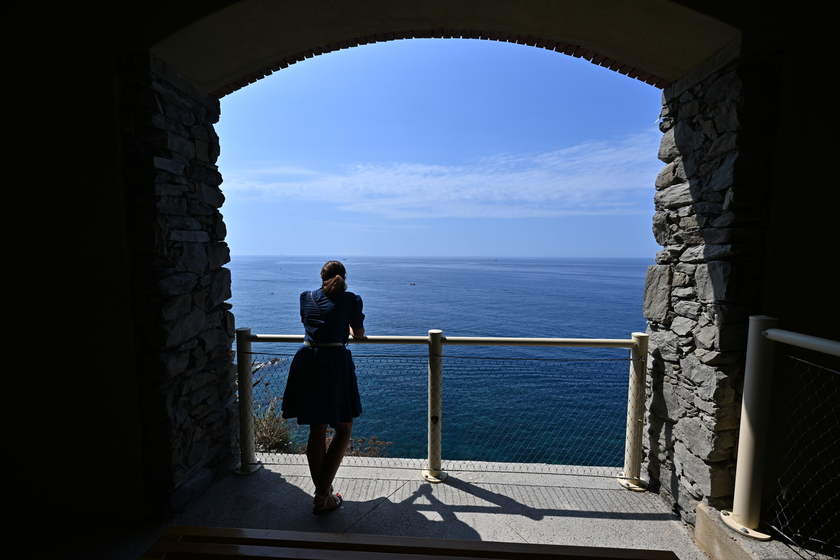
[350,326,366,339]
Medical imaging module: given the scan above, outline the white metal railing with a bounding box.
[235,327,649,490]
[721,316,840,540]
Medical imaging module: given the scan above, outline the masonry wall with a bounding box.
[642,51,779,524]
[122,53,238,513]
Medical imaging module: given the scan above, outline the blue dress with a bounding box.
[282,288,365,428]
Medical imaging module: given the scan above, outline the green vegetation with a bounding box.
[253,398,392,457]
[254,398,303,453]
[327,430,393,457]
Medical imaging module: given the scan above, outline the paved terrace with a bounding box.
[103,457,723,560]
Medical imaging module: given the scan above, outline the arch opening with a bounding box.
[130,2,780,533]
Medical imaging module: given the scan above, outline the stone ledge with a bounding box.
[694,504,797,560]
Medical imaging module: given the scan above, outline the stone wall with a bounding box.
[643,50,778,524]
[122,53,238,514]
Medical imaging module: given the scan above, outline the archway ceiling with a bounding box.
[151,0,740,96]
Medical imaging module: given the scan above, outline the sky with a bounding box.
[215,38,665,258]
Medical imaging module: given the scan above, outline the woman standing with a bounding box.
[282,260,365,514]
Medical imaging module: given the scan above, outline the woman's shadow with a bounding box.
[173,466,489,541]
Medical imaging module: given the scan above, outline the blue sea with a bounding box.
[230,256,652,465]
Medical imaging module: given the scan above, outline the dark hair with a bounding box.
[320,260,347,297]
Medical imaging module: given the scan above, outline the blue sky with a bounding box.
[216,38,664,257]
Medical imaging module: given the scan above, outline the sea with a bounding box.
[230,255,652,465]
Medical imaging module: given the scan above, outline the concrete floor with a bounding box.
[116,456,716,559]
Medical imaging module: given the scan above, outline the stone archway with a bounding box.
[128,2,775,524]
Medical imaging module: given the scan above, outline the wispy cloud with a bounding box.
[221,130,661,218]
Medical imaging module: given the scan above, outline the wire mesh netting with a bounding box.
[762,355,840,559]
[439,356,630,474]
[244,350,632,476]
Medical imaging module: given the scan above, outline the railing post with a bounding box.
[234,327,262,475]
[721,315,777,540]
[422,329,447,482]
[618,332,649,491]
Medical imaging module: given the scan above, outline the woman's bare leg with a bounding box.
[314,421,352,506]
[307,424,328,496]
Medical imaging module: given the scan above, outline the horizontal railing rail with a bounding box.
[235,328,648,490]
[244,333,638,348]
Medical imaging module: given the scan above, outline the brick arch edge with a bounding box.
[212,29,671,98]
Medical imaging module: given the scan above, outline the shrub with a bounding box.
[326,429,393,457]
[254,398,302,453]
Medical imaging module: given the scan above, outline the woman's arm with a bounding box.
[350,325,366,339]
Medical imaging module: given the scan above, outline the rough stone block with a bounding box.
[650,329,681,362]
[182,370,215,394]
[210,267,232,307]
[199,328,232,353]
[704,154,737,193]
[652,211,671,245]
[650,375,683,422]
[695,325,717,350]
[156,196,188,215]
[671,317,695,336]
[146,350,190,379]
[176,242,210,273]
[677,215,701,231]
[644,265,672,322]
[680,244,735,263]
[211,212,227,240]
[164,306,206,348]
[156,272,198,296]
[675,416,716,460]
[715,104,740,133]
[707,132,738,158]
[194,165,223,188]
[168,216,203,231]
[681,353,718,387]
[171,230,211,243]
[655,161,679,190]
[710,304,751,326]
[194,139,211,163]
[153,156,185,175]
[208,243,231,270]
[674,119,706,154]
[671,287,695,299]
[161,293,193,321]
[658,127,679,162]
[167,131,196,159]
[709,212,736,228]
[672,271,691,288]
[674,440,710,492]
[697,350,741,365]
[654,182,694,209]
[198,183,225,208]
[677,99,701,121]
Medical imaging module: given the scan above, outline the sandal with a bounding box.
[313,492,343,515]
[313,486,334,506]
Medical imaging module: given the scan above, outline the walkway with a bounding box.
[170,457,710,559]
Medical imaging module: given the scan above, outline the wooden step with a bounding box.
[143,526,680,559]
